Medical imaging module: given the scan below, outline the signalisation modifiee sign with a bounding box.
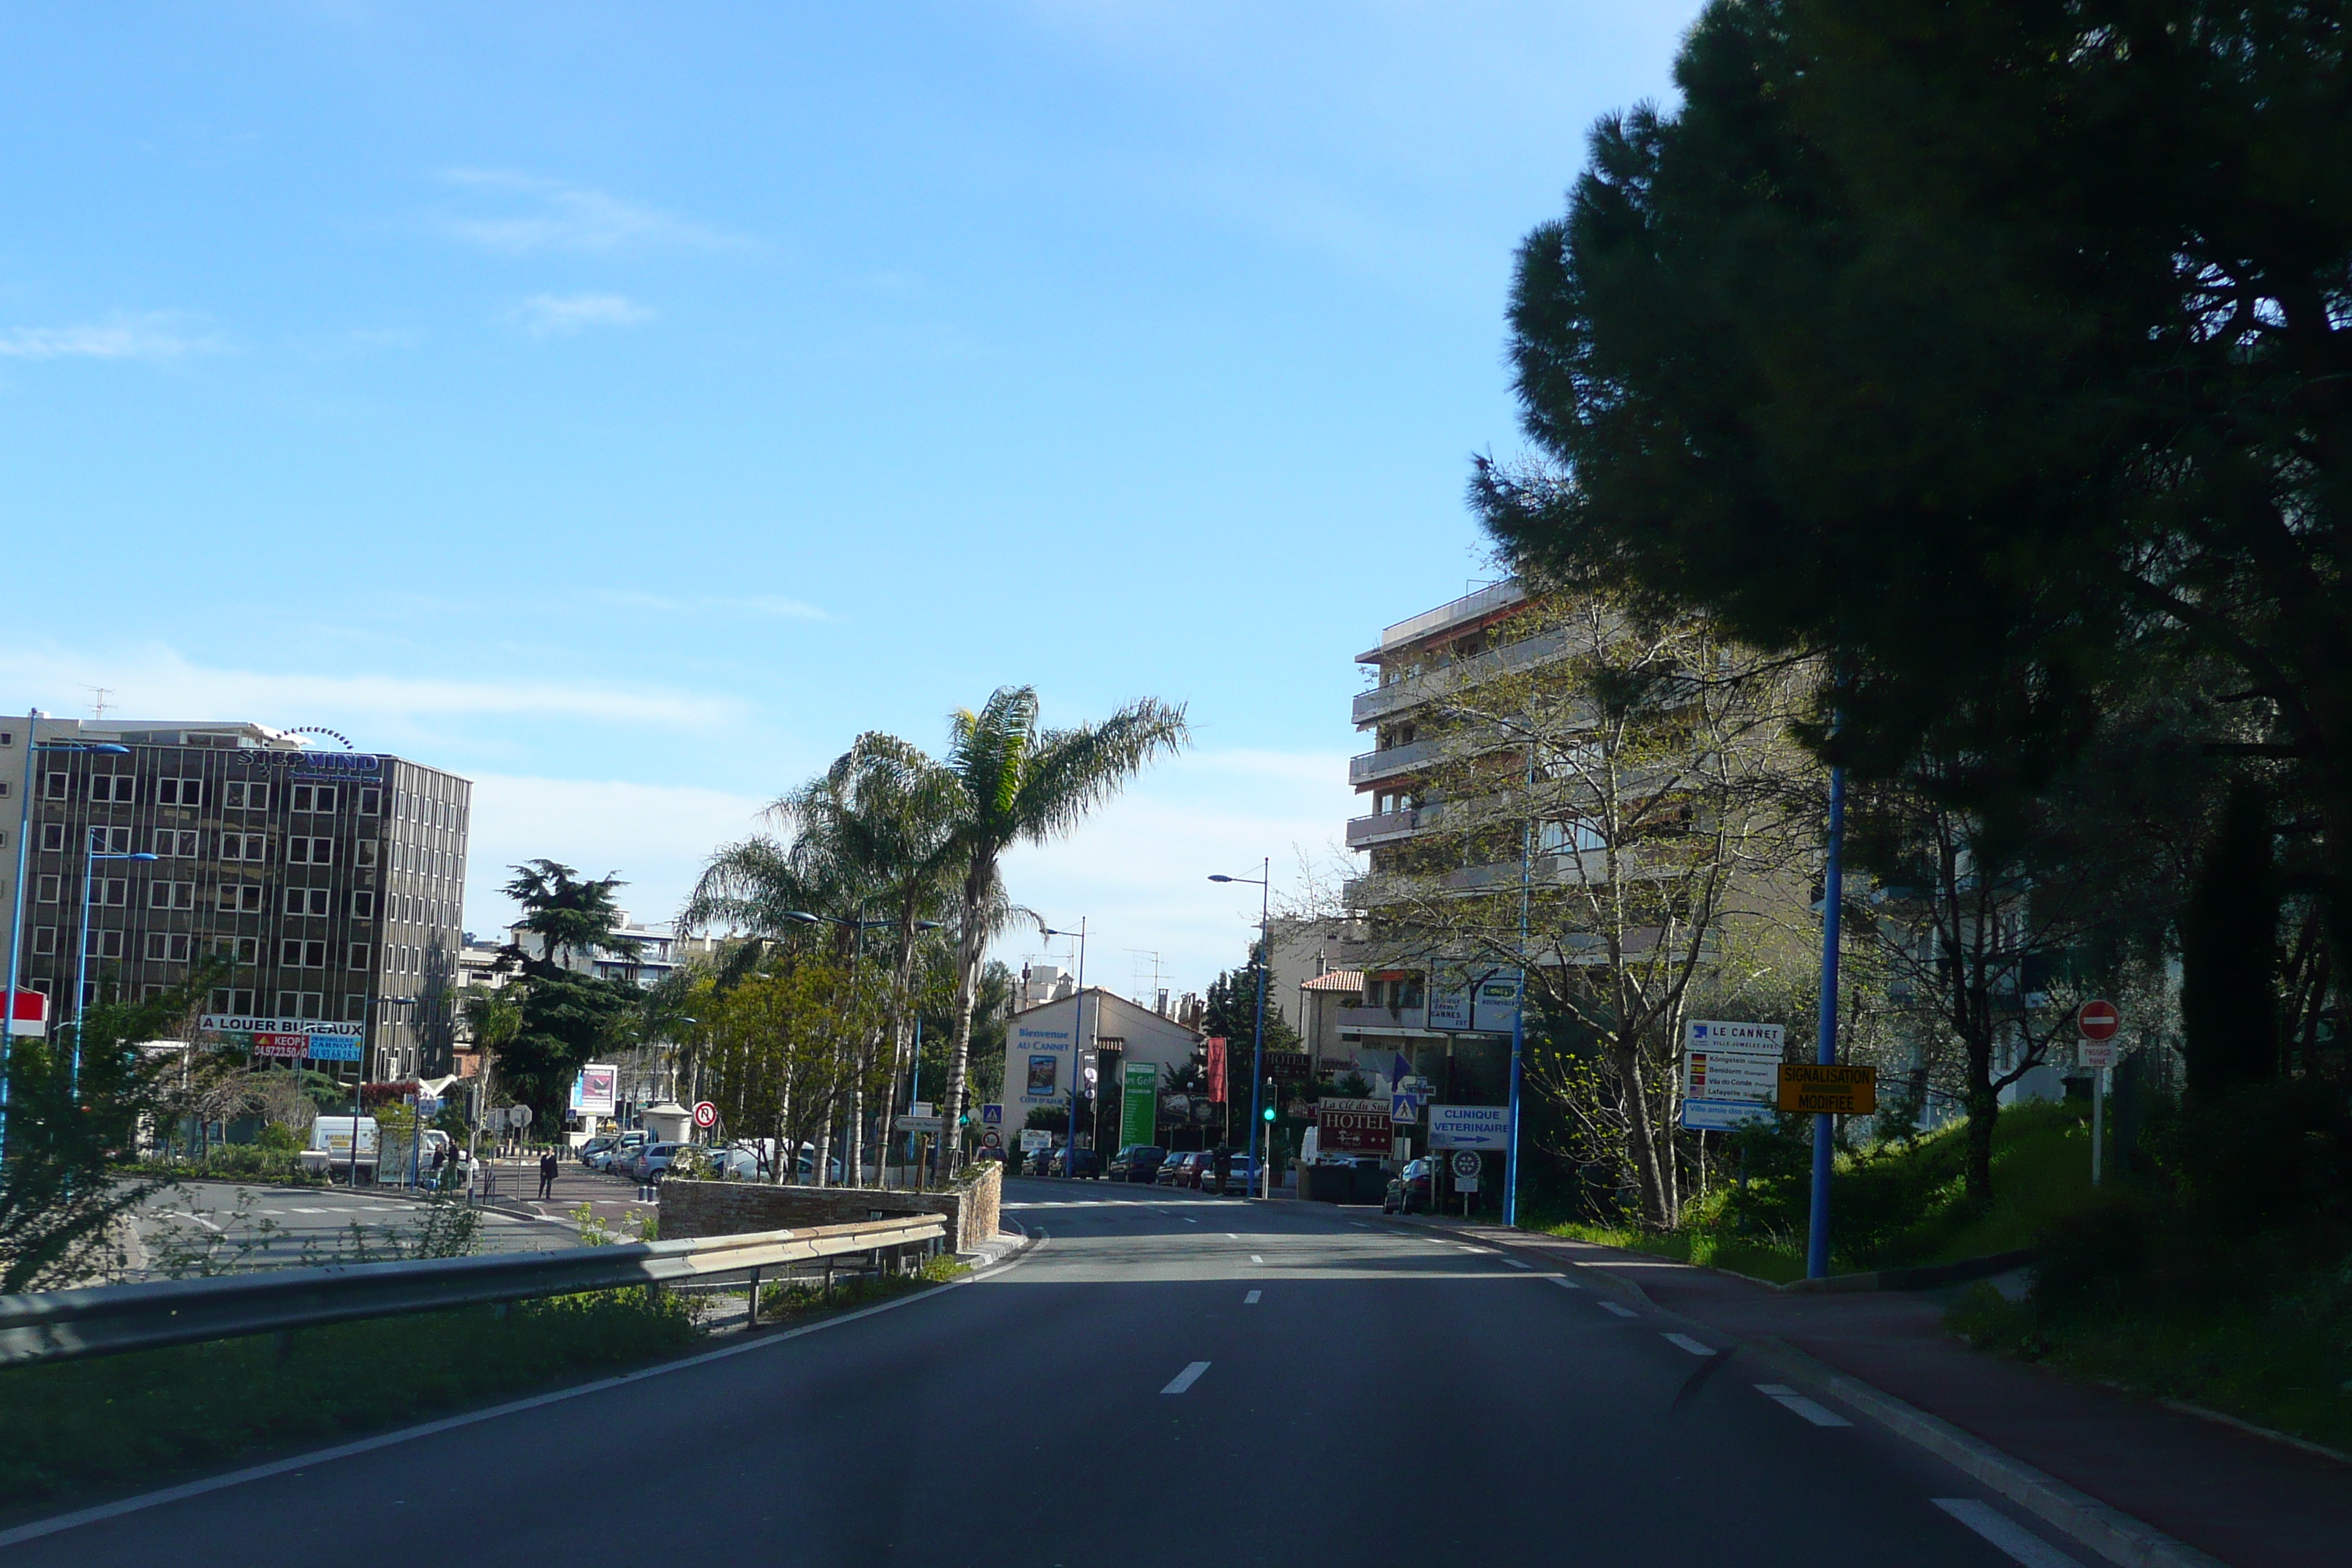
[1680,1020,1784,1131]
[1428,1104,1512,1150]
[1776,1063,1878,1115]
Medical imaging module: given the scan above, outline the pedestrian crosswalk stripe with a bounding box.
[1598,1300,1637,1318]
[1662,1333,1715,1356]
[1243,1290,1262,1305]
[1931,1500,2077,1567]
[1756,1384,1851,1428]
[1161,1361,1211,1395]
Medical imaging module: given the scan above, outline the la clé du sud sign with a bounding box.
[198,1014,363,1062]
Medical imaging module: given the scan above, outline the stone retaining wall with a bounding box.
[660,1163,1003,1255]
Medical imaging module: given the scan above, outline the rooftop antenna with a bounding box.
[1126,949,1167,1006]
[83,686,112,720]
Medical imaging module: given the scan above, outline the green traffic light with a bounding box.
[1262,1106,1275,1121]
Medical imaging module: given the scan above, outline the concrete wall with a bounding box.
[660,1163,1003,1256]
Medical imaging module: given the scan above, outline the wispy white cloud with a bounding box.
[0,312,227,361]
[510,292,655,336]
[439,170,741,253]
[0,642,739,730]
[588,589,831,622]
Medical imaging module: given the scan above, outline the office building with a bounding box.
[0,717,472,1081]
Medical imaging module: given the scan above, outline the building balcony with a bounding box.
[1358,581,1528,662]
[1352,627,1571,725]
[1335,1003,1429,1033]
[1345,804,1441,848]
[1349,738,1439,785]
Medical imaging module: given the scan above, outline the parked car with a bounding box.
[1210,1153,1256,1196]
[1384,1157,1433,1214]
[696,1144,761,1180]
[1163,1151,1208,1188]
[1107,1145,1166,1183]
[1152,1152,1188,1186]
[631,1142,690,1182]
[592,1131,651,1174]
[576,1134,619,1169]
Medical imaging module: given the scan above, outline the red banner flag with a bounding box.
[1205,1036,1227,1103]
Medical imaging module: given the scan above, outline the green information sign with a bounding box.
[1120,1063,1158,1149]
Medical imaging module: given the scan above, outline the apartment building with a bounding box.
[0,717,472,1081]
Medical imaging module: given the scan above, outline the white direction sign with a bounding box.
[1429,1104,1512,1150]
[1681,1020,1784,1132]
[1019,1129,1052,1153]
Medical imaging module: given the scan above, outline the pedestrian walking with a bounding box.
[538,1147,558,1200]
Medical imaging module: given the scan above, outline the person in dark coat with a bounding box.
[538,1147,559,1199]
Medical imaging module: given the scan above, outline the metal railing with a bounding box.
[0,1214,946,1368]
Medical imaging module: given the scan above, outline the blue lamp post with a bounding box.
[1040,920,1088,1176]
[1,724,130,1164]
[73,829,158,1096]
[1210,860,1271,1198]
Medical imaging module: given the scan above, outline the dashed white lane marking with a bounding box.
[1249,1254,1264,1264]
[1755,1384,1852,1427]
[1227,1233,1240,1240]
[1662,1333,1715,1357]
[1598,1300,1637,1318]
[1932,1500,2081,1567]
[289,1207,331,1215]
[1183,1217,1199,1224]
[1548,1276,1583,1290]
[1244,1290,1262,1305]
[1503,1259,1533,1270]
[1161,1361,1211,1395]
[1348,1221,1371,1228]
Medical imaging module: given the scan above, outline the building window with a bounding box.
[152,828,200,857]
[358,787,380,815]
[31,927,53,954]
[87,826,132,854]
[87,774,135,804]
[277,991,323,1020]
[225,780,269,810]
[290,783,340,813]
[96,878,127,907]
[221,832,271,862]
[38,823,64,852]
[43,772,67,800]
[210,934,260,965]
[157,777,203,807]
[287,837,335,865]
[350,891,375,919]
[94,930,124,959]
[284,887,331,916]
[208,987,255,1016]
[148,881,195,910]
[348,943,371,970]
[355,841,378,869]
[344,995,365,1022]
[36,875,59,902]
[216,883,263,914]
[145,932,192,962]
[279,939,329,968]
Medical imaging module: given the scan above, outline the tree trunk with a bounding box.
[1962,1036,1998,1205]
[1616,1040,1672,1227]
[935,862,991,1183]
[845,1082,864,1190]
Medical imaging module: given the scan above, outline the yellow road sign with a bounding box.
[1776,1063,1877,1115]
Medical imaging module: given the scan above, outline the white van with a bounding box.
[300,1115,381,1180]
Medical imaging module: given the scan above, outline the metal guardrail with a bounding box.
[0,1214,946,1368]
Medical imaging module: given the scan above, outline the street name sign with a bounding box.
[1681,1020,1784,1131]
[1776,1064,1878,1115]
[1429,1104,1512,1150]
[894,1115,944,1134]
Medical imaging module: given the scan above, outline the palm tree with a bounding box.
[932,687,1188,1171]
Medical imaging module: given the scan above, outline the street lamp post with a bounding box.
[75,832,158,1096]
[2,726,131,1161]
[1040,921,1088,1177]
[1209,861,1271,1199]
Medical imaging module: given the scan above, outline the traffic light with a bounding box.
[1262,1105,1275,1122]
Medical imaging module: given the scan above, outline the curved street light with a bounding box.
[1209,860,1271,1198]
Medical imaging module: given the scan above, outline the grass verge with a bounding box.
[755,1252,969,1322]
[0,1287,698,1509]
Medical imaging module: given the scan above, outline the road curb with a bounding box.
[1387,1215,2224,1568]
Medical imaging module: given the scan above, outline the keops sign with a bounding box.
[197,1015,363,1062]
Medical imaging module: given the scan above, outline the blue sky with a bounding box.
[0,1,1702,1000]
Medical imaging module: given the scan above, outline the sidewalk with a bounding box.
[1395,1214,2349,1568]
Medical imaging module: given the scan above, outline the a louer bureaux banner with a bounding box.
[196,1014,363,1062]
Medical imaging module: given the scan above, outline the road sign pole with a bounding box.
[1806,762,1846,1281]
[2092,1066,2105,1187]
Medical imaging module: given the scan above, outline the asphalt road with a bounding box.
[20,1179,2092,1566]
[125,1179,578,1275]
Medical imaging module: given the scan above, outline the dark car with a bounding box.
[1384,1156,1433,1214]
[1153,1151,1196,1186]
[1107,1145,1166,1183]
[576,1134,619,1168]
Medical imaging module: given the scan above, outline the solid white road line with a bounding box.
[1932,1499,2082,1567]
[1598,1301,1638,1318]
[1161,1361,1212,1395]
[1755,1384,1852,1428]
[1547,1276,1583,1290]
[1244,1290,1262,1305]
[1662,1333,1716,1357]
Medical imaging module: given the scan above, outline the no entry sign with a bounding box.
[2077,1000,2121,1043]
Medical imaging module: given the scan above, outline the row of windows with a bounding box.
[26,878,453,925]
[26,927,437,975]
[48,776,378,814]
[30,832,359,869]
